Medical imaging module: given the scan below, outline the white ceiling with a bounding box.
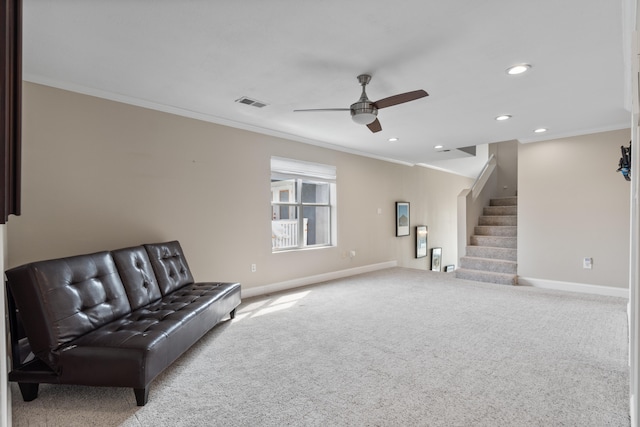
[22,0,631,177]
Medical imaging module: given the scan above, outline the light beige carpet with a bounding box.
[10,268,630,426]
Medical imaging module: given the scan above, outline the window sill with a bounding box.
[272,245,335,254]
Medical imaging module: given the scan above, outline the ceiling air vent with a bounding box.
[235,96,268,108]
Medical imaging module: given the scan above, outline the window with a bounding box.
[271,157,336,251]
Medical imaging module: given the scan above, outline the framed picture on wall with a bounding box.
[396,202,410,236]
[416,226,428,258]
[431,247,442,271]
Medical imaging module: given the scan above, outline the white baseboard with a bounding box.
[518,277,629,299]
[241,261,398,299]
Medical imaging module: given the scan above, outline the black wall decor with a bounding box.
[617,141,631,182]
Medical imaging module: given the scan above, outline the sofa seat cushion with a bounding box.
[54,281,241,388]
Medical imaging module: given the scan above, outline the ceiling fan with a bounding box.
[294,74,428,133]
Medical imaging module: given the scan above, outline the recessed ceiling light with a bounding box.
[388,137,399,142]
[434,145,444,149]
[495,115,512,121]
[506,64,531,75]
[534,128,548,133]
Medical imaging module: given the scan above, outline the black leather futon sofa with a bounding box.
[4,240,241,406]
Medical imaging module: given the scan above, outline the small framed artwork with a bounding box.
[416,226,428,258]
[396,202,410,236]
[431,247,442,271]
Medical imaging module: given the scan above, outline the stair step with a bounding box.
[460,256,517,274]
[470,235,517,249]
[463,196,518,286]
[490,197,518,207]
[466,245,517,261]
[479,215,517,226]
[474,225,517,237]
[455,268,518,286]
[483,205,517,216]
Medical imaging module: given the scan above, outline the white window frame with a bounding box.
[271,157,337,252]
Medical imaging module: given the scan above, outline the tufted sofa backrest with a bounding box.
[112,246,162,310]
[5,251,132,371]
[144,241,195,295]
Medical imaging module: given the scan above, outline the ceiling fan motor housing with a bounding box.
[351,74,378,124]
[351,101,378,125]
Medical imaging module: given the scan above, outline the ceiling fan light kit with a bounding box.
[351,111,377,125]
[295,74,428,133]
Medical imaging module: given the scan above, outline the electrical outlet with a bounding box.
[583,257,592,269]
[350,250,356,258]
[251,264,257,273]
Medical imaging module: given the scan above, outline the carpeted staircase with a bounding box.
[456,196,518,285]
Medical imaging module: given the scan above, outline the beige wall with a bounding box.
[518,128,631,288]
[8,83,472,290]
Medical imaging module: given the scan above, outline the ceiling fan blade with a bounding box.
[293,108,350,112]
[367,118,382,133]
[373,90,428,109]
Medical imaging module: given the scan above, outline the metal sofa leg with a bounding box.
[18,383,39,402]
[134,387,149,406]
